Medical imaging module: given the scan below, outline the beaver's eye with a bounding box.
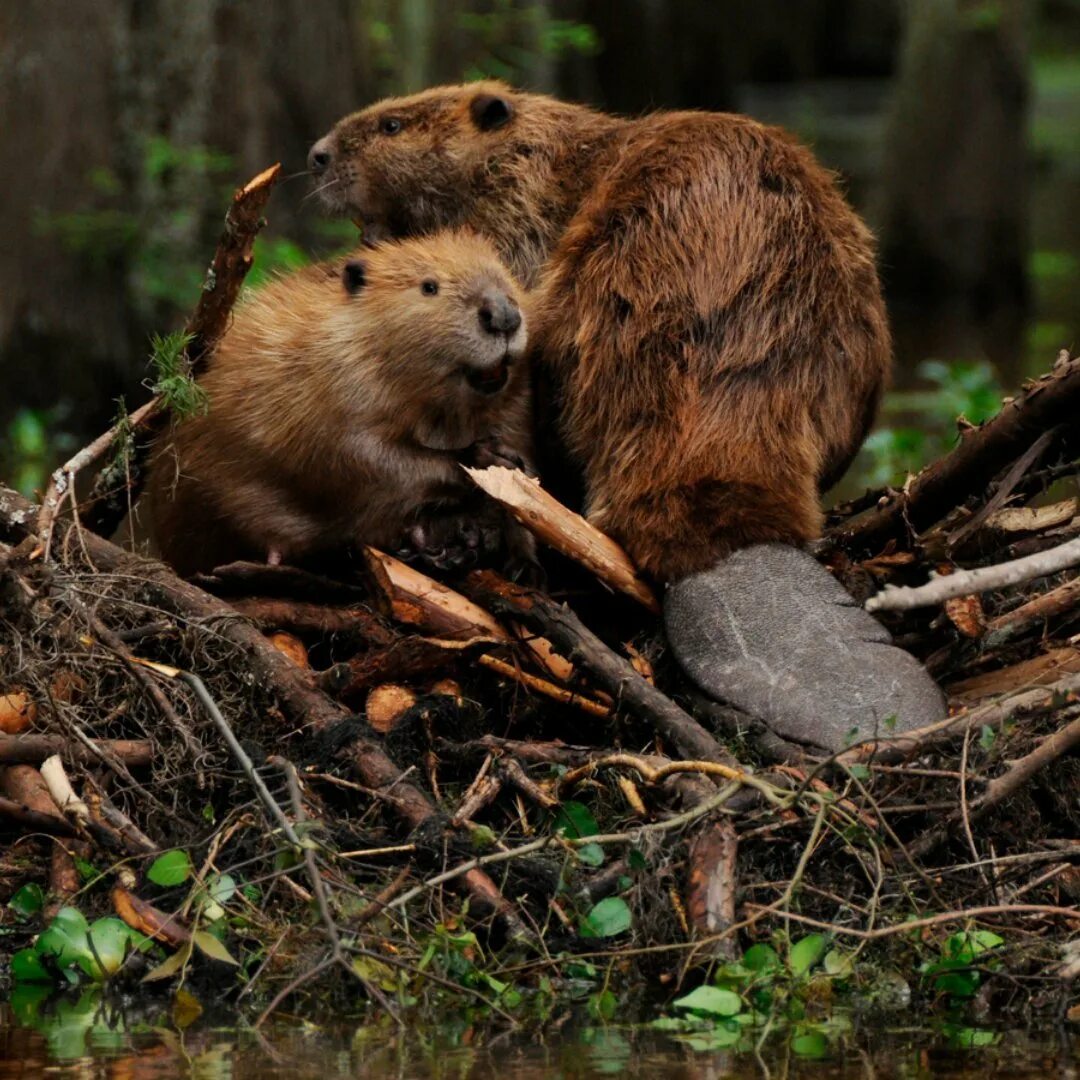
[421,280,438,296]
[380,117,403,136]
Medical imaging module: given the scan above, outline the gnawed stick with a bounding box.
[41,163,283,549]
[463,465,660,613]
[364,547,583,685]
[985,575,1080,646]
[866,535,1080,612]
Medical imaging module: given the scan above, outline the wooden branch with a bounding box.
[832,350,1080,555]
[908,712,1080,860]
[866,535,1080,612]
[686,819,738,957]
[463,571,738,766]
[985,576,1080,647]
[0,484,529,939]
[946,648,1080,703]
[64,164,282,543]
[836,670,1080,767]
[226,596,391,639]
[463,466,660,613]
[364,548,509,641]
[477,653,612,717]
[0,735,152,767]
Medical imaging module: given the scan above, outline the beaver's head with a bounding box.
[309,82,521,244]
[334,230,528,451]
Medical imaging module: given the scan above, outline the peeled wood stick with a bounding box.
[833,350,1080,556]
[463,465,660,612]
[866,535,1080,612]
[364,548,585,685]
[55,163,283,545]
[477,653,611,717]
[39,755,90,825]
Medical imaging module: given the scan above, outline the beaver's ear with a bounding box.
[343,259,367,294]
[470,93,513,132]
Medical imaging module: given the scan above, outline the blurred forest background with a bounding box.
[1,0,1078,498]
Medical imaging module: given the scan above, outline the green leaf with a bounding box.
[12,947,52,983]
[579,897,632,939]
[147,850,193,888]
[192,929,239,965]
[789,933,829,977]
[207,873,236,906]
[823,949,855,979]
[627,848,647,872]
[847,764,871,781]
[588,988,618,1021]
[943,929,1003,963]
[978,724,997,752]
[934,970,980,998]
[792,1030,829,1058]
[742,943,780,972]
[8,883,45,920]
[77,918,136,979]
[678,1025,742,1051]
[36,907,91,969]
[553,800,599,838]
[672,985,743,1018]
[576,843,605,867]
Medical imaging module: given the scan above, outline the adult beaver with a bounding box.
[145,230,534,577]
[309,83,944,752]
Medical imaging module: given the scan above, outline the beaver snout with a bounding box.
[478,294,522,337]
[308,138,333,175]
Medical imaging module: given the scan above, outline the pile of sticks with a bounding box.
[1,167,1078,1015]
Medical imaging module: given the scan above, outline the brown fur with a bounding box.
[145,230,532,576]
[312,83,890,580]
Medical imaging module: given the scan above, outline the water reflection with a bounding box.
[0,995,1074,1079]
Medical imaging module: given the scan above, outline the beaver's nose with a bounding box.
[308,138,333,175]
[478,295,522,336]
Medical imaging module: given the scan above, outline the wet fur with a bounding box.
[145,231,532,576]
[315,84,890,580]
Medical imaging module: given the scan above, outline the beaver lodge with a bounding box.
[0,166,1077,1030]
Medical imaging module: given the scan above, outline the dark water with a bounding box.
[0,1000,1076,1079]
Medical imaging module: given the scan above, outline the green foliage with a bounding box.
[921,928,1004,1000]
[2,407,76,498]
[149,332,207,418]
[856,358,1004,488]
[579,896,632,939]
[38,136,236,318]
[13,906,153,987]
[244,236,313,290]
[8,883,45,920]
[458,1,599,82]
[146,848,194,887]
[552,799,599,839]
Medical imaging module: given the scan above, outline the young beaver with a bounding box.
[145,230,533,577]
[309,84,946,754]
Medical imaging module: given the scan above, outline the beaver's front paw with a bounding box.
[398,512,502,573]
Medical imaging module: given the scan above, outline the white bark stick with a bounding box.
[866,535,1080,612]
